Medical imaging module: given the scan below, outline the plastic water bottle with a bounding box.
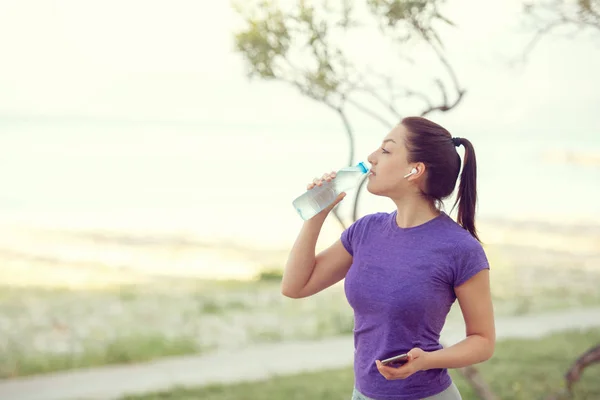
[292,162,369,220]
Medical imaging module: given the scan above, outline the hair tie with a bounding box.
[451,137,462,147]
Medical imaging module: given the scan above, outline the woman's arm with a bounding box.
[425,269,496,368]
[281,174,353,299]
[281,214,353,299]
[376,269,495,380]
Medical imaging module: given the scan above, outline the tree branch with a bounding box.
[323,104,354,231]
[345,96,395,129]
[545,343,600,400]
[420,84,465,116]
[331,207,348,231]
[351,80,403,121]
[418,35,466,116]
[564,343,600,392]
[352,174,369,222]
[457,365,498,400]
[334,107,356,166]
[517,19,564,64]
[520,0,600,63]
[356,67,435,119]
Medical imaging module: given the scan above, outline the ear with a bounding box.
[407,162,426,181]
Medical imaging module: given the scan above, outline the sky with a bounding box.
[0,0,599,248]
[1,0,598,126]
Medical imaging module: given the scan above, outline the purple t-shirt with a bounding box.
[341,211,489,400]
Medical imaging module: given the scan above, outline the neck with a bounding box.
[391,194,440,229]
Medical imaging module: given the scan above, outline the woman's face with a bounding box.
[366,124,417,198]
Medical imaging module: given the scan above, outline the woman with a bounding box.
[281,116,495,400]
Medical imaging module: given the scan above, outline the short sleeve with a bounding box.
[340,214,371,256]
[452,238,490,287]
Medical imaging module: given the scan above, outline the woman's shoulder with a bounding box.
[438,213,485,250]
[436,214,490,281]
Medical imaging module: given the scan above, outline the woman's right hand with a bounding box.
[307,171,346,217]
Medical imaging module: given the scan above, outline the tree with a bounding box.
[233,2,498,399]
[233,0,465,229]
[522,0,600,57]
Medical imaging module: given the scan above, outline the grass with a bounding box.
[0,334,203,379]
[120,328,600,400]
[2,256,600,379]
[256,268,284,282]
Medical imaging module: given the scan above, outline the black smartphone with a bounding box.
[381,353,409,366]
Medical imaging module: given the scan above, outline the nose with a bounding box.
[367,152,377,166]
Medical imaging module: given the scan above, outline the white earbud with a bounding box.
[404,168,418,178]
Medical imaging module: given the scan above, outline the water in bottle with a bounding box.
[292,162,369,220]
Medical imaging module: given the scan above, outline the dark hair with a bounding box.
[401,116,480,242]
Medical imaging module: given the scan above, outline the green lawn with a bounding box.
[121,328,600,400]
[2,261,600,378]
[0,334,206,378]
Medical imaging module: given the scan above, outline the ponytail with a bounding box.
[401,117,480,241]
[452,138,479,241]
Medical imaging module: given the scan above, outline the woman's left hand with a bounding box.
[375,348,429,380]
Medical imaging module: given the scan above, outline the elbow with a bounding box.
[281,288,308,299]
[281,289,299,299]
[482,338,495,362]
[468,333,495,363]
[280,285,303,299]
[481,349,494,363]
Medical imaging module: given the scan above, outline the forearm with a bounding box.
[281,215,326,295]
[425,334,494,370]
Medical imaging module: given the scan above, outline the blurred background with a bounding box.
[0,0,599,399]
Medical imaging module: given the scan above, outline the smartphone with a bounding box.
[381,353,409,366]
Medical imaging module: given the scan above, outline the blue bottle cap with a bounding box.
[356,161,368,174]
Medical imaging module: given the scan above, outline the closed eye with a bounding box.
[381,148,390,154]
